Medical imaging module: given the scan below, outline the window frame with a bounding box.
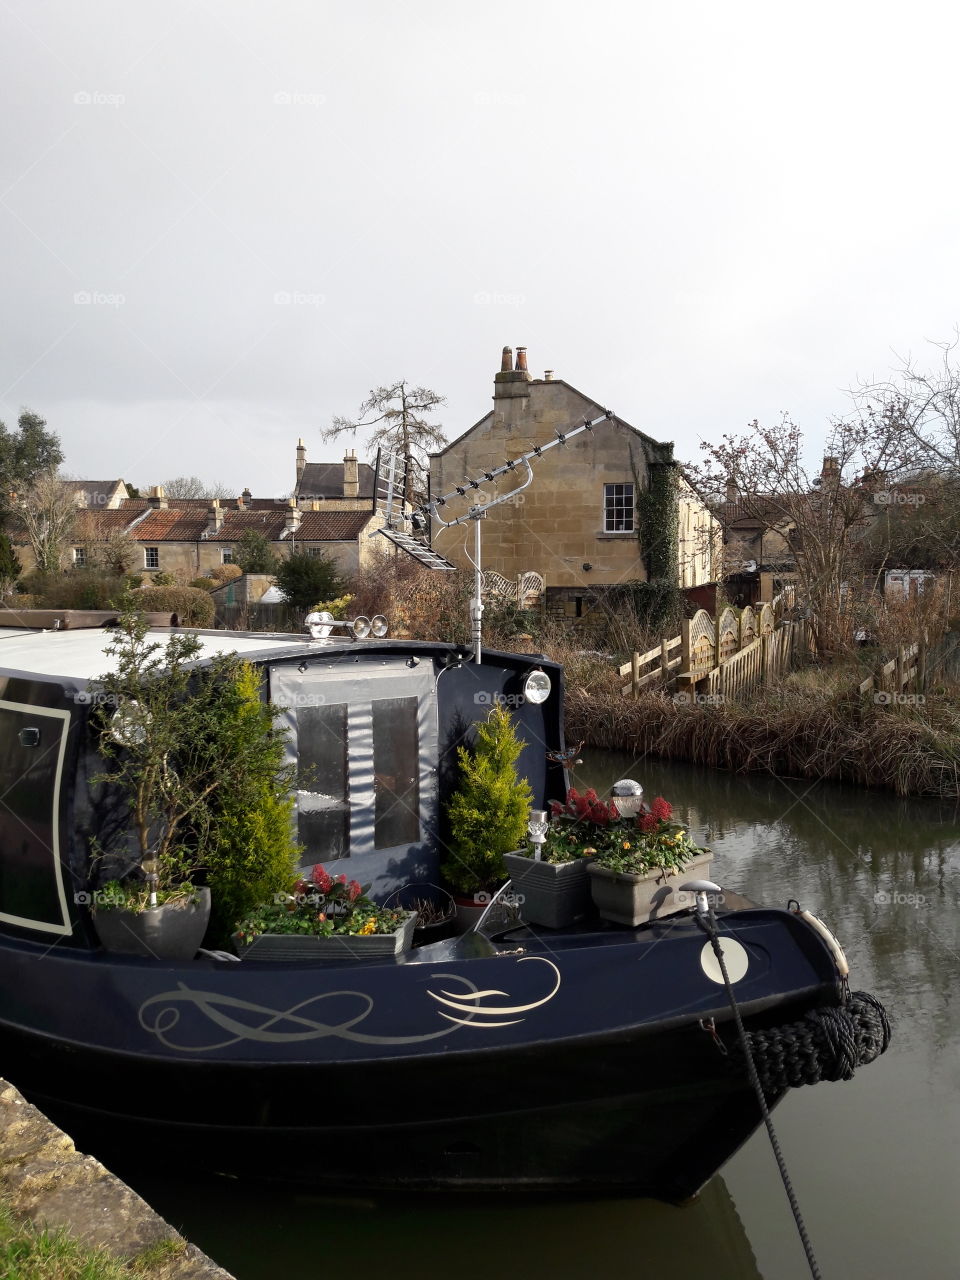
[72,547,86,568]
[603,482,635,533]
[144,547,159,570]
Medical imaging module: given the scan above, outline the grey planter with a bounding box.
[93,887,211,960]
[587,853,714,926]
[235,911,416,962]
[503,852,593,929]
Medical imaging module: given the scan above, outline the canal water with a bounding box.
[109,754,960,1280]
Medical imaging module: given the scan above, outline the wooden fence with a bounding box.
[620,603,813,701]
[856,633,928,700]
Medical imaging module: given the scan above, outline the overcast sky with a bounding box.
[2,0,959,497]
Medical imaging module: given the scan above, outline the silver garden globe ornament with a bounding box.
[611,778,644,818]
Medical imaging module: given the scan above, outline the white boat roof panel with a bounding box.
[0,627,315,683]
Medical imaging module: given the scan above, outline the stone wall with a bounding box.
[0,1077,233,1279]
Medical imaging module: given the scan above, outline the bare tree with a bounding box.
[324,381,447,501]
[20,472,78,573]
[159,476,235,499]
[854,332,960,475]
[691,413,908,655]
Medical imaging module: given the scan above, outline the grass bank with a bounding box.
[564,672,960,798]
[0,1203,186,1279]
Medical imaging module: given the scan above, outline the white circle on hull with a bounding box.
[700,938,749,984]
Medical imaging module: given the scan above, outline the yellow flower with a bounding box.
[622,841,631,849]
[359,918,377,935]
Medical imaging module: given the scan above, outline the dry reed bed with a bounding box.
[565,684,960,798]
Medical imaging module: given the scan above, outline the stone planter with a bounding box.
[235,911,416,962]
[587,853,714,927]
[503,852,593,929]
[93,888,211,961]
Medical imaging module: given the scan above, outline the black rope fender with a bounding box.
[727,991,892,1094]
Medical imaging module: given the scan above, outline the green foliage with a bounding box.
[607,579,686,633]
[635,459,680,578]
[198,661,301,945]
[19,570,127,610]
[274,551,348,610]
[234,866,405,946]
[0,409,63,523]
[0,531,21,589]
[90,609,299,934]
[233,529,277,573]
[151,571,176,586]
[209,563,243,583]
[190,576,215,590]
[442,705,533,895]
[0,1201,181,1279]
[135,586,215,626]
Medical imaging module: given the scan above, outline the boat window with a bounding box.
[372,696,420,849]
[296,702,349,861]
[0,701,71,935]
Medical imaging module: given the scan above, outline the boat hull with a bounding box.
[0,907,837,1201]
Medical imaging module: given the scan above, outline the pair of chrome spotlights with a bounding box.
[304,611,389,641]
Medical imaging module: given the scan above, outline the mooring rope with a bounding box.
[697,910,824,1280]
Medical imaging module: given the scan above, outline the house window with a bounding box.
[221,548,234,564]
[72,547,86,568]
[144,547,159,570]
[603,483,634,532]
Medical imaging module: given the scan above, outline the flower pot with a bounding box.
[234,911,416,963]
[93,888,211,961]
[452,895,489,934]
[587,853,714,927]
[503,852,593,929]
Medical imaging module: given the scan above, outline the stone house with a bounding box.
[428,347,718,612]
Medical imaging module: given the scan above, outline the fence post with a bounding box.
[660,637,669,678]
[895,646,904,694]
[761,632,770,686]
[631,651,640,701]
[918,627,928,692]
[681,617,693,671]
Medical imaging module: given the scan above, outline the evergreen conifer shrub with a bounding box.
[442,705,533,896]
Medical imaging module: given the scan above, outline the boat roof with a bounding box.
[0,626,333,684]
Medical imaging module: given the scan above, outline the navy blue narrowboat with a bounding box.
[0,612,888,1201]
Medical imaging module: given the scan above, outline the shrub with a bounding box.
[136,586,215,626]
[21,570,128,610]
[198,661,301,946]
[442,705,533,896]
[190,577,216,591]
[209,563,243,584]
[233,530,277,574]
[151,571,177,586]
[274,551,347,609]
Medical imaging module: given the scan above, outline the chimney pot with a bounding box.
[544,370,554,381]
[515,346,528,373]
[501,346,513,372]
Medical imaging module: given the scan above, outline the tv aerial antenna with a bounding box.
[374,408,615,661]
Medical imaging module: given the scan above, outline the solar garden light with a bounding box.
[611,778,644,818]
[527,809,549,860]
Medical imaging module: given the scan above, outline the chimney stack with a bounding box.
[285,498,301,534]
[296,438,307,484]
[207,499,224,534]
[725,479,740,503]
[821,456,839,481]
[149,485,167,509]
[494,342,533,399]
[343,449,359,499]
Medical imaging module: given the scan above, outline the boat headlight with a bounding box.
[110,700,150,747]
[352,615,372,639]
[370,614,389,637]
[523,668,551,705]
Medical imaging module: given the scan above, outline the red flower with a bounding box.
[608,801,620,820]
[311,865,333,893]
[336,874,347,884]
[549,800,564,816]
[347,880,361,902]
[589,801,610,825]
[639,813,658,833]
[650,797,673,821]
[583,788,599,804]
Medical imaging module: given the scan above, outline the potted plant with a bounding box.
[234,864,416,962]
[586,794,712,926]
[441,705,533,930]
[503,789,603,928]
[87,602,299,958]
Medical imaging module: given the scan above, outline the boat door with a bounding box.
[0,699,72,936]
[269,658,438,886]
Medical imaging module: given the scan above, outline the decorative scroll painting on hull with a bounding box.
[138,957,562,1052]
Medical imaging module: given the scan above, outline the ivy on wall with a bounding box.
[634,454,680,582]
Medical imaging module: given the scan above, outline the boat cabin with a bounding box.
[0,617,564,948]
